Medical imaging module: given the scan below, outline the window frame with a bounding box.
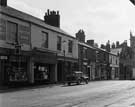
[68,40,73,53]
[57,36,62,51]
[41,31,48,48]
[6,21,18,43]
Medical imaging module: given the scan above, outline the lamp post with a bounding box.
[6,40,22,82]
[63,40,66,82]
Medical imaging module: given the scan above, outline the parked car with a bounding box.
[65,71,89,85]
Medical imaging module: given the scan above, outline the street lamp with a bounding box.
[6,41,23,82]
[63,40,66,82]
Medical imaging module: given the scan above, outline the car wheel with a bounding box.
[85,79,88,84]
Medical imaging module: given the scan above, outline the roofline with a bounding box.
[78,42,95,50]
[108,52,119,56]
[95,47,119,56]
[0,6,76,39]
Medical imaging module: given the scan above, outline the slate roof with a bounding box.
[0,6,75,39]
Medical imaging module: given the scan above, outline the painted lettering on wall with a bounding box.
[18,25,30,44]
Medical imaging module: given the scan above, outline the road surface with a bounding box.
[0,80,135,107]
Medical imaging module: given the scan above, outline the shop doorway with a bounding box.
[57,61,63,82]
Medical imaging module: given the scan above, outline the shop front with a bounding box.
[7,55,28,84]
[34,63,50,82]
[32,49,57,84]
[57,56,78,82]
[0,48,30,86]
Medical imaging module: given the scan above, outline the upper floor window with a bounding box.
[7,21,17,43]
[18,25,30,44]
[83,47,87,59]
[0,19,6,40]
[68,40,73,53]
[57,36,61,51]
[116,58,118,65]
[41,32,48,48]
[103,53,106,61]
[110,56,112,64]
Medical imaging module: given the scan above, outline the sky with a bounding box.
[8,0,135,46]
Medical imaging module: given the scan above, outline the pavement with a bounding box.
[0,83,61,93]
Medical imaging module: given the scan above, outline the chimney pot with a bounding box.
[57,11,59,15]
[0,0,7,6]
[87,40,94,46]
[47,9,50,15]
[44,9,60,28]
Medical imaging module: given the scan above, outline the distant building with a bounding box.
[95,48,109,80]
[78,42,96,80]
[130,31,135,79]
[76,30,96,80]
[76,29,85,43]
[109,52,119,80]
[111,39,132,80]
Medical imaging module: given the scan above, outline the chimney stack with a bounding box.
[87,40,94,46]
[76,29,85,42]
[106,40,110,52]
[100,44,105,49]
[44,9,60,27]
[111,43,115,49]
[116,41,119,48]
[0,0,7,6]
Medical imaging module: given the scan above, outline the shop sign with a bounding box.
[9,56,26,62]
[0,56,8,60]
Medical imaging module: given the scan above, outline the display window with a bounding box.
[34,63,50,81]
[7,62,28,82]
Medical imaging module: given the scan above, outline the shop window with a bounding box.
[7,62,28,82]
[34,64,49,81]
[41,32,48,48]
[68,40,73,53]
[7,21,17,43]
[57,36,61,51]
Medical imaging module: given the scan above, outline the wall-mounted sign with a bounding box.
[0,56,8,60]
[18,25,30,45]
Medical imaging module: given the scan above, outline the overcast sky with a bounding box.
[8,0,135,46]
